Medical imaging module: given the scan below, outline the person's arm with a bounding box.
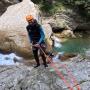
[38,26,45,44]
[26,26,32,43]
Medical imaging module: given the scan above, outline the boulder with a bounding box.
[0,0,39,58]
[42,24,52,38]
[0,0,52,58]
[0,54,90,90]
[0,0,20,16]
[42,23,53,51]
[41,11,82,38]
[74,23,90,32]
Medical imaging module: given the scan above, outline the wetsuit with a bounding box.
[26,23,47,67]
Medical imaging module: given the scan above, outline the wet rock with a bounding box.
[42,11,81,38]
[0,54,90,90]
[73,23,90,36]
[0,0,20,16]
[60,53,77,61]
[0,0,52,58]
[0,0,39,58]
[85,50,90,60]
[42,24,52,39]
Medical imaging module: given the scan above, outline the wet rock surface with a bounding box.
[0,0,52,58]
[0,0,20,16]
[0,55,90,90]
[0,0,37,58]
[73,22,90,37]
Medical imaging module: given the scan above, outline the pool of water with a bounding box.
[0,37,90,65]
[53,37,90,54]
[0,53,22,65]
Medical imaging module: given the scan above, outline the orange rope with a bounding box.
[39,46,73,90]
[39,46,81,90]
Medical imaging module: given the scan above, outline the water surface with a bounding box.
[54,37,90,54]
[0,53,22,65]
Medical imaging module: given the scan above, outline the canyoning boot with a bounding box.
[44,64,48,68]
[34,64,40,68]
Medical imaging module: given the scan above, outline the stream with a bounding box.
[0,37,90,65]
[53,37,90,54]
[0,53,22,65]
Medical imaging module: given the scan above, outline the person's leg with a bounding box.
[40,43,48,67]
[32,47,40,67]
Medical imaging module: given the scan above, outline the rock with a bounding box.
[73,23,90,35]
[0,0,53,58]
[42,10,82,38]
[0,0,38,57]
[42,10,82,30]
[42,24,52,39]
[60,53,77,61]
[85,50,90,60]
[0,53,90,90]
[80,81,90,90]
[0,0,20,16]
[0,0,40,58]
[60,30,76,38]
[52,27,65,33]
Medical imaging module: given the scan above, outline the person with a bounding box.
[26,15,48,68]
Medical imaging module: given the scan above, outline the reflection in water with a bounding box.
[53,36,62,48]
[54,37,90,54]
[0,38,90,65]
[0,53,22,65]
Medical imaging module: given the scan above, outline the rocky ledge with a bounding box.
[0,54,90,90]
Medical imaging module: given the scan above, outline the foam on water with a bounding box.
[0,53,22,65]
[52,52,64,62]
[53,36,62,48]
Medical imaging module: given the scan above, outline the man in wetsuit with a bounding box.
[26,15,48,68]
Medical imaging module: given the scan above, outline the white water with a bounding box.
[52,52,64,62]
[0,53,22,65]
[52,36,62,48]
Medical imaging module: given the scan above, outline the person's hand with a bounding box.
[34,43,40,47]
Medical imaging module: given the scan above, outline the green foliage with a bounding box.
[31,0,90,19]
[40,1,54,15]
[31,0,42,4]
[31,0,66,15]
[62,0,90,18]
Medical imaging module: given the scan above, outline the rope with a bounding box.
[39,46,81,90]
[60,64,81,90]
[39,46,73,90]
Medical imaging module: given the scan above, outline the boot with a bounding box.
[44,64,48,68]
[34,64,40,68]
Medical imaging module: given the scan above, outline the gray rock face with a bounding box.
[0,0,20,16]
[0,0,52,58]
[0,55,90,90]
[0,0,39,58]
[41,10,84,38]
[0,0,37,57]
[73,23,90,35]
[42,10,83,30]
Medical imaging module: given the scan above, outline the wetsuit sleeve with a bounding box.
[26,26,32,43]
[38,26,45,44]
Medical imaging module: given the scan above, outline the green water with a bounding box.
[54,37,90,54]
